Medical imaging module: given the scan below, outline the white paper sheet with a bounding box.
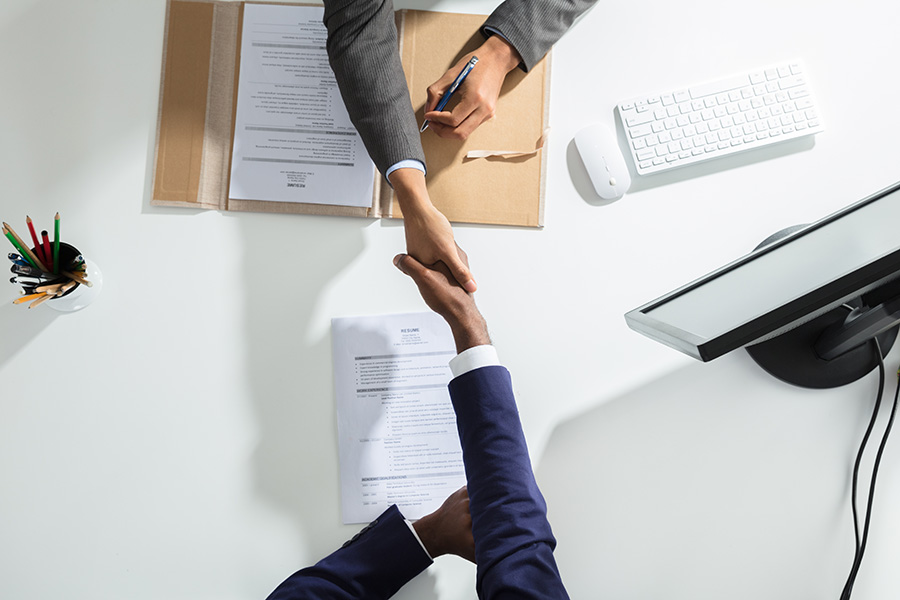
[332,312,466,524]
[229,4,375,206]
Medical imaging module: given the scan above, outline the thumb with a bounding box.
[446,256,477,293]
[393,253,426,280]
[425,70,457,112]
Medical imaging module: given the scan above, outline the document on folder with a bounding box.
[332,312,466,524]
[228,4,375,206]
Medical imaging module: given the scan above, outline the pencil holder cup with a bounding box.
[30,242,103,313]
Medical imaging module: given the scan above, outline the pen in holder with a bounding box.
[35,242,103,312]
[5,215,103,312]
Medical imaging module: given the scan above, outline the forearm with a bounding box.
[266,505,431,600]
[322,0,425,175]
[449,367,568,598]
[482,0,598,71]
[388,167,432,216]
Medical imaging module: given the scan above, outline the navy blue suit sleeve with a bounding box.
[266,505,432,600]
[449,366,569,599]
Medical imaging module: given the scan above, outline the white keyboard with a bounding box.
[617,61,824,175]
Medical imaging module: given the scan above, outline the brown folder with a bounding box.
[151,0,550,227]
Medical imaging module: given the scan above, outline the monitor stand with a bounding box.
[745,226,900,389]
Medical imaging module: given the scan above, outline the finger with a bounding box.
[455,244,469,268]
[424,94,481,129]
[444,254,477,293]
[449,107,491,141]
[424,87,444,114]
[426,106,491,141]
[393,253,424,277]
[423,119,454,139]
[425,72,456,112]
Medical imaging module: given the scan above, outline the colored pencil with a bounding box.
[2,223,47,272]
[62,270,92,287]
[26,216,46,264]
[13,292,46,305]
[57,280,77,295]
[28,294,53,309]
[53,213,60,275]
[41,230,53,272]
[36,282,64,294]
[4,226,33,267]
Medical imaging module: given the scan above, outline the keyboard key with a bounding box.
[689,73,750,99]
[630,124,652,138]
[618,61,823,174]
[779,75,805,89]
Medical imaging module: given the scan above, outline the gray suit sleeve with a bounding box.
[482,0,599,72]
[322,0,425,176]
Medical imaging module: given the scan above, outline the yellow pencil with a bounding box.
[13,292,46,305]
[28,294,53,309]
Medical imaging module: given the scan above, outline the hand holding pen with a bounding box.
[421,56,478,133]
[423,35,523,140]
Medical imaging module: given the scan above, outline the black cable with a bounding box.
[843,342,885,591]
[839,339,900,600]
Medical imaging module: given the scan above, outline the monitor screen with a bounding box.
[626,181,900,361]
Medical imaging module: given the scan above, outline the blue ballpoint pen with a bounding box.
[420,56,479,133]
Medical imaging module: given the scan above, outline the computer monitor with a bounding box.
[625,180,900,388]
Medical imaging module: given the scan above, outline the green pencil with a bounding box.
[3,224,38,269]
[53,213,60,275]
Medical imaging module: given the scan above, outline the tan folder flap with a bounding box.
[152,0,217,208]
[396,10,549,228]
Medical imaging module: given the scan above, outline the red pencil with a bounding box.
[26,216,46,264]
[41,230,53,272]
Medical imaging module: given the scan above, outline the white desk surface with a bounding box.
[2,0,899,598]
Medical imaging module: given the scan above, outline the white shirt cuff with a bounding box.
[482,26,512,46]
[404,519,433,560]
[386,159,426,181]
[449,345,500,378]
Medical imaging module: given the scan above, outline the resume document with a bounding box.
[332,313,466,524]
[229,4,375,206]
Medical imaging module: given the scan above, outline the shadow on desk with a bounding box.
[566,133,816,207]
[235,211,359,542]
[233,210,441,599]
[0,302,57,370]
[535,350,874,600]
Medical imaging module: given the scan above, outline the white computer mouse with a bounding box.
[574,123,631,200]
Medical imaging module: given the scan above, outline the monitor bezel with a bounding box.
[625,180,900,362]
